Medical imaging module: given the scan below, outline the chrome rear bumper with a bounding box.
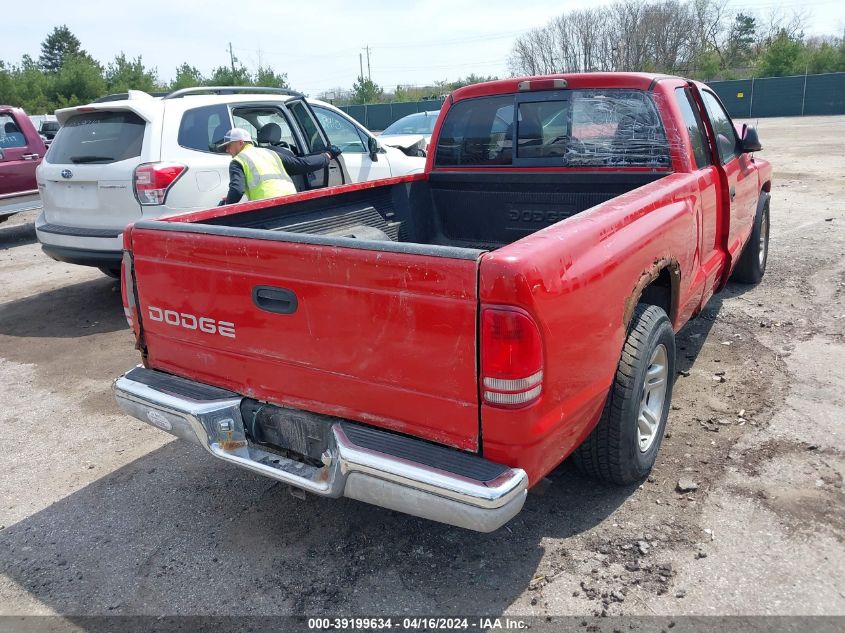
[114,367,527,532]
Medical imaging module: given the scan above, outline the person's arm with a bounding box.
[273,146,331,175]
[222,160,246,204]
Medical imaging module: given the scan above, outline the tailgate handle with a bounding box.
[253,286,298,314]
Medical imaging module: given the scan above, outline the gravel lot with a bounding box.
[0,116,843,621]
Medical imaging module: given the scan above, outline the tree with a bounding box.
[350,76,383,104]
[105,53,160,93]
[254,66,289,88]
[209,64,252,86]
[50,55,107,107]
[757,29,802,76]
[39,25,89,72]
[170,63,205,91]
[5,56,53,112]
[724,13,757,68]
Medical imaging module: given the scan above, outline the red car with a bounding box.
[114,73,771,531]
[0,106,46,223]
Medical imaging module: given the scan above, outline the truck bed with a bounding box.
[191,171,669,252]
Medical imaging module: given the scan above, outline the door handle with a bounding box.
[253,286,298,314]
[23,153,40,160]
[729,186,736,201]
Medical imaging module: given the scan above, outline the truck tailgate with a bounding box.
[129,226,482,450]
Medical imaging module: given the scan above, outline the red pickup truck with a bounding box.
[114,73,771,532]
[1,106,46,223]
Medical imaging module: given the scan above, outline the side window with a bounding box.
[674,87,712,169]
[0,114,27,148]
[701,91,739,165]
[288,101,328,153]
[312,106,367,153]
[178,104,231,153]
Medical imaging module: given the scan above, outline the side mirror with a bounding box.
[368,136,379,162]
[741,125,762,153]
[0,148,5,161]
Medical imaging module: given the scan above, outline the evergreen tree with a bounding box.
[351,76,383,104]
[757,29,803,77]
[170,63,205,91]
[39,25,89,72]
[254,66,289,88]
[725,13,757,69]
[105,53,160,93]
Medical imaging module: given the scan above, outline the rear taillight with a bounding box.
[481,307,544,407]
[134,162,187,205]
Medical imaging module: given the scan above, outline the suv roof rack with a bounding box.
[94,91,169,103]
[162,86,304,100]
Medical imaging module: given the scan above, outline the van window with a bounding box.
[47,111,145,164]
[178,104,231,153]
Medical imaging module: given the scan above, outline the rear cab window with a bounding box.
[435,89,671,169]
[47,111,145,164]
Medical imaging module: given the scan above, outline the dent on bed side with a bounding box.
[622,257,680,329]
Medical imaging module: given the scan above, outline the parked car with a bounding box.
[377,110,439,156]
[1,106,46,223]
[38,119,60,145]
[35,87,424,277]
[114,73,771,532]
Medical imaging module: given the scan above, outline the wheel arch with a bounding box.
[623,258,681,331]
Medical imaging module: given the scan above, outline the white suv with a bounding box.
[35,87,425,276]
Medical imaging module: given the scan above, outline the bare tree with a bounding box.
[509,0,738,76]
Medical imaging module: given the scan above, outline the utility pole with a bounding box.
[359,52,364,80]
[228,42,236,75]
[363,46,371,81]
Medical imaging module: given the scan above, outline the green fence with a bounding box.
[339,99,444,131]
[341,73,845,131]
[707,72,845,119]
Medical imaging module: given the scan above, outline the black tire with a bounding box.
[730,193,770,284]
[572,304,676,485]
[98,266,121,279]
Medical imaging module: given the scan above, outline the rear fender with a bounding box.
[623,258,681,330]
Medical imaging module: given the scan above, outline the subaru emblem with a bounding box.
[61,169,73,179]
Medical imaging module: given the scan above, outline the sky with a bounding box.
[2,0,843,96]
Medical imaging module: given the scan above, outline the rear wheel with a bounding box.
[98,266,121,279]
[731,195,770,284]
[572,304,675,485]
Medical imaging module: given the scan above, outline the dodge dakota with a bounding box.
[114,73,771,532]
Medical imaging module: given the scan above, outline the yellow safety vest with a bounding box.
[233,144,297,200]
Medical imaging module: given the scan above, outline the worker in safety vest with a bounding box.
[218,128,341,204]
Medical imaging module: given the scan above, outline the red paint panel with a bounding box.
[131,228,481,450]
[478,173,703,483]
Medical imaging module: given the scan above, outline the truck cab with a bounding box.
[0,106,47,222]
